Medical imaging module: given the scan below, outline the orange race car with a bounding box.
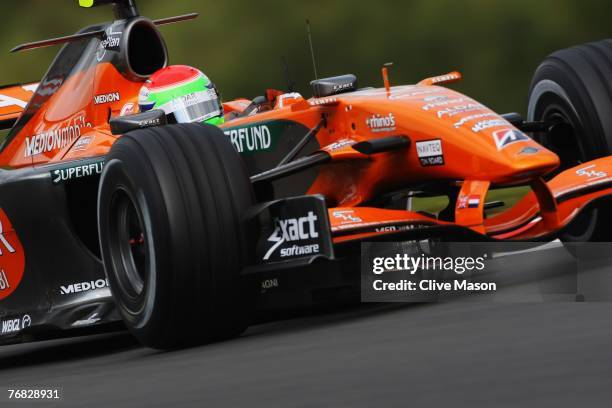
[0,0,611,349]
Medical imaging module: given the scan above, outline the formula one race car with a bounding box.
[1,0,612,348]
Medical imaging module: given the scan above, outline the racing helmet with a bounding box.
[138,65,224,126]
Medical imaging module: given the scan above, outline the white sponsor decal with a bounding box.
[1,314,30,334]
[94,92,120,105]
[100,36,120,50]
[333,82,354,92]
[120,103,136,116]
[72,136,93,152]
[453,112,497,128]
[138,118,162,128]
[492,129,530,150]
[437,103,485,118]
[0,217,16,256]
[422,97,466,111]
[375,226,397,233]
[310,97,338,106]
[576,164,608,181]
[72,313,102,327]
[423,95,447,102]
[60,279,109,295]
[22,84,39,93]
[51,161,105,185]
[0,94,27,109]
[416,139,444,166]
[264,212,319,260]
[325,139,356,151]
[366,113,396,133]
[24,116,91,157]
[278,245,320,258]
[96,24,122,62]
[429,72,461,84]
[0,269,10,291]
[224,125,272,153]
[416,140,443,158]
[261,279,279,290]
[333,210,362,224]
[472,119,508,133]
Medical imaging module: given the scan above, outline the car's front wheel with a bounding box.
[98,123,255,349]
[528,39,612,245]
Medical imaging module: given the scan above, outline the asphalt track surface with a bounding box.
[1,246,612,407]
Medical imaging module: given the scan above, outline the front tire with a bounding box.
[98,123,255,349]
[528,39,612,244]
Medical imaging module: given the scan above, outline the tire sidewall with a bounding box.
[98,124,255,348]
[98,151,173,342]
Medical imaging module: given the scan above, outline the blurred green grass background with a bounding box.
[0,0,610,114]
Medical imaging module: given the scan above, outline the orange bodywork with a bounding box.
[0,82,39,124]
[0,56,610,245]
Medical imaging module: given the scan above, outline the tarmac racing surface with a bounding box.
[1,244,611,407]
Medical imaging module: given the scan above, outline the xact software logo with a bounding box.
[263,212,320,260]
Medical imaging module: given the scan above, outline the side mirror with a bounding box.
[310,74,357,98]
[109,109,167,135]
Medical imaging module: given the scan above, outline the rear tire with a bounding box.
[98,123,255,349]
[528,39,612,244]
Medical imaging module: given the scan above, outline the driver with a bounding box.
[138,65,225,126]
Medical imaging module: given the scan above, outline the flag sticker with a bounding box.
[458,195,481,209]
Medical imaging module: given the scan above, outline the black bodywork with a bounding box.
[0,160,117,345]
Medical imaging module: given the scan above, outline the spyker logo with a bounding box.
[0,209,25,301]
[492,129,530,150]
[0,219,15,256]
[333,210,362,224]
[263,212,319,260]
[576,164,608,181]
[0,269,10,291]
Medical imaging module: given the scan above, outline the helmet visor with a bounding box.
[170,89,222,124]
